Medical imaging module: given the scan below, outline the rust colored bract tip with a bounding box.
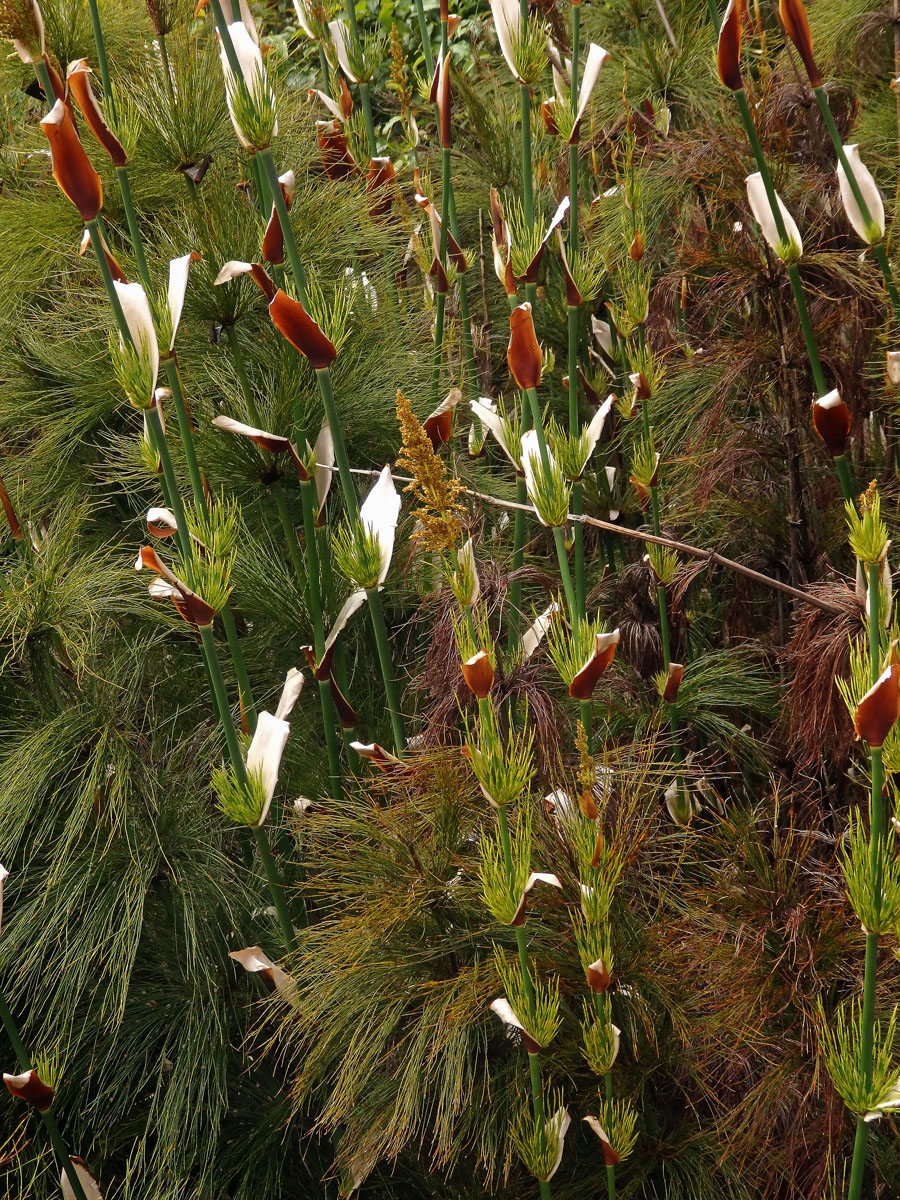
[461,650,494,698]
[716,0,745,90]
[269,290,337,369]
[4,1069,55,1112]
[854,661,900,747]
[779,0,821,87]
[67,58,128,166]
[40,99,103,222]
[812,390,851,456]
[507,303,542,391]
[569,630,619,700]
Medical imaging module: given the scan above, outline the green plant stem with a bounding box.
[730,89,854,502]
[158,33,177,108]
[568,306,586,615]
[414,0,434,75]
[341,0,377,156]
[520,84,534,231]
[812,86,900,319]
[299,477,344,800]
[162,357,258,730]
[366,585,406,752]
[199,622,299,946]
[0,989,91,1200]
[522,386,579,626]
[849,567,885,1197]
[32,56,54,102]
[86,0,115,119]
[570,5,580,254]
[496,806,551,1200]
[430,142,452,408]
[258,150,403,752]
[210,0,243,82]
[835,453,855,503]
[86,218,129,336]
[116,167,151,290]
[604,1068,617,1199]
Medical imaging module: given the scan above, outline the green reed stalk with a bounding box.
[497,806,552,1200]
[341,0,377,157]
[638,387,687,817]
[32,55,53,102]
[0,989,91,1200]
[80,3,261,730]
[414,0,434,75]
[162,357,258,730]
[811,87,900,321]
[430,143,452,408]
[730,87,854,502]
[256,146,406,752]
[90,225,296,944]
[848,562,885,1199]
[199,622,300,945]
[86,0,114,118]
[298,476,345,799]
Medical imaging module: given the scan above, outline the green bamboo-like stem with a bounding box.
[639,393,688,816]
[32,56,54,103]
[570,4,580,253]
[0,989,91,1200]
[210,0,243,81]
[520,84,534,231]
[567,307,587,616]
[116,167,151,290]
[341,0,377,157]
[298,477,344,800]
[522,387,579,627]
[835,453,855,504]
[162,357,258,730]
[258,153,406,752]
[848,563,886,1198]
[496,806,551,1200]
[158,33,178,109]
[429,136,452,409]
[812,86,900,319]
[603,1068,617,1199]
[86,0,115,120]
[729,88,855,505]
[86,218,129,335]
[429,291,448,406]
[366,586,406,751]
[198,622,299,945]
[414,0,434,75]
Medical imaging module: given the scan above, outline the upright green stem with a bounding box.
[299,478,344,800]
[199,623,299,946]
[569,7,580,255]
[848,564,886,1198]
[812,86,900,319]
[86,0,115,120]
[342,0,377,156]
[496,807,551,1200]
[366,586,406,752]
[604,1069,617,1199]
[520,85,534,231]
[0,989,91,1200]
[730,88,854,503]
[116,167,151,290]
[259,151,405,752]
[414,0,434,75]
[32,56,54,103]
[430,141,453,408]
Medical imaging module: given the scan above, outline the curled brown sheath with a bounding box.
[779,0,821,87]
[269,291,337,369]
[507,303,542,390]
[66,59,128,166]
[40,99,103,222]
[716,0,745,90]
[812,391,851,456]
